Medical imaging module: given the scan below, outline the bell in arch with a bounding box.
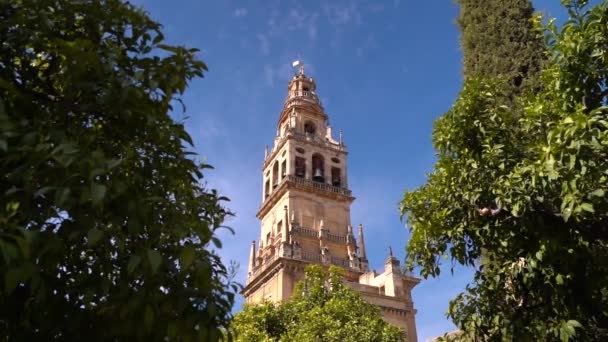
[313,168,324,182]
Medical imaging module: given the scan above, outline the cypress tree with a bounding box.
[457,0,545,96]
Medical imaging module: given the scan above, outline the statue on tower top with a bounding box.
[292,59,304,75]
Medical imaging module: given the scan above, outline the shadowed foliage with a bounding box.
[457,0,545,98]
[0,0,237,340]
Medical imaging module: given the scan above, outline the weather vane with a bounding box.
[292,53,304,75]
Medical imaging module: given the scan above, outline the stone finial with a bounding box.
[264,145,269,159]
[248,240,256,274]
[358,224,367,260]
[389,245,393,257]
[282,205,289,241]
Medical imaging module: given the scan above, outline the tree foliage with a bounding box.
[0,0,237,340]
[457,0,545,97]
[231,265,403,342]
[401,1,608,340]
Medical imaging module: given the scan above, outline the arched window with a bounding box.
[281,160,287,179]
[295,157,306,178]
[304,121,316,136]
[331,167,341,187]
[312,154,324,183]
[265,180,270,198]
[272,161,279,188]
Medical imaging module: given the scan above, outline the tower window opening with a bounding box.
[281,160,287,179]
[312,154,325,183]
[264,180,270,198]
[331,167,341,187]
[304,121,316,136]
[272,161,279,188]
[295,157,306,178]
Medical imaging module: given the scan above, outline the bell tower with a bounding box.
[242,62,420,341]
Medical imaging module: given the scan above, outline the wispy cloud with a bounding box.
[262,5,320,44]
[263,62,293,87]
[322,1,362,28]
[257,34,271,56]
[234,7,248,18]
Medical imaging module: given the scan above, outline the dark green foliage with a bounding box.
[0,0,237,340]
[402,1,608,340]
[457,0,545,96]
[231,265,404,342]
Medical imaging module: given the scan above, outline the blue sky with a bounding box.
[130,1,574,340]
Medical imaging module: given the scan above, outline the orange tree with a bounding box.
[0,0,236,340]
[401,1,608,340]
[231,265,403,342]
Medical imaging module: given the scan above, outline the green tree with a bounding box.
[457,0,545,97]
[232,265,403,342]
[0,0,237,340]
[401,1,608,341]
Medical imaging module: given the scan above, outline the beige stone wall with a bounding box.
[244,71,420,342]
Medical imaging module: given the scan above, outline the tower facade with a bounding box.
[242,65,420,341]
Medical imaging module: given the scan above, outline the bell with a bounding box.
[313,168,324,181]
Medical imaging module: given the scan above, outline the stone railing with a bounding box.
[291,226,317,238]
[260,175,352,209]
[287,90,319,102]
[302,251,321,263]
[326,232,347,243]
[331,256,350,268]
[291,226,348,244]
[286,175,352,197]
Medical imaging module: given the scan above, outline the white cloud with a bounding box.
[263,64,275,87]
[257,34,271,56]
[234,7,248,18]
[322,1,362,28]
[263,62,294,88]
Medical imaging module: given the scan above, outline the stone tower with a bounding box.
[241,63,420,341]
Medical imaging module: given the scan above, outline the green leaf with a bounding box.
[179,245,196,270]
[590,189,605,197]
[127,255,141,274]
[87,228,103,246]
[144,305,154,332]
[5,269,21,293]
[211,237,222,249]
[91,183,107,206]
[567,320,582,328]
[556,274,564,285]
[579,202,594,213]
[147,249,162,274]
